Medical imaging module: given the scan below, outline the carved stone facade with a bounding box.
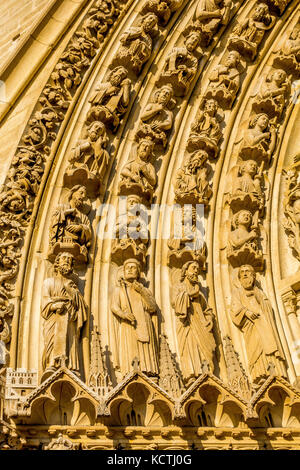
[1,0,300,450]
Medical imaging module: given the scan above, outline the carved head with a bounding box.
[240,160,257,177]
[238,264,255,290]
[232,210,253,229]
[253,3,269,21]
[250,113,269,130]
[204,99,218,116]
[54,252,74,276]
[137,138,155,162]
[271,69,287,86]
[225,51,241,68]
[185,31,201,52]
[142,12,158,32]
[154,84,174,105]
[68,185,87,209]
[109,66,128,86]
[181,260,200,284]
[126,195,142,214]
[187,150,208,173]
[123,258,141,281]
[87,121,107,142]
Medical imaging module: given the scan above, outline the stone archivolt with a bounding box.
[1,0,300,450]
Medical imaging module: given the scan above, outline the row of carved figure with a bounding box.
[41,252,287,391]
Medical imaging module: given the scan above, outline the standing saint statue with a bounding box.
[41,252,88,376]
[172,261,216,385]
[230,265,286,386]
[110,258,159,379]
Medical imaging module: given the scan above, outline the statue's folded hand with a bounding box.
[51,301,66,313]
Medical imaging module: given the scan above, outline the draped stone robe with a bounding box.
[110,280,158,377]
[41,275,88,372]
[230,284,286,383]
[173,280,216,381]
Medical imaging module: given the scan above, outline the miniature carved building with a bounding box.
[0,0,300,450]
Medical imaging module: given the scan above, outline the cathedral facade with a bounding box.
[0,0,300,450]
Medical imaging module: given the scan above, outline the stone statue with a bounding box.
[141,0,184,26]
[114,13,158,74]
[277,19,300,73]
[65,121,110,193]
[168,205,207,269]
[111,195,149,265]
[137,84,176,147]
[228,3,275,60]
[119,138,156,202]
[87,66,131,131]
[227,210,263,269]
[239,113,277,162]
[174,150,212,205]
[283,19,300,57]
[228,159,265,213]
[110,258,159,378]
[253,69,290,119]
[283,164,300,262]
[158,31,202,96]
[49,185,92,263]
[187,98,223,157]
[206,50,242,108]
[191,0,231,42]
[230,265,286,386]
[172,261,216,385]
[41,252,88,375]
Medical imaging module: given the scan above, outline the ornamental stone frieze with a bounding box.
[1,0,300,450]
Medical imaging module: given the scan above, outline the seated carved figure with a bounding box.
[168,205,206,269]
[174,150,212,205]
[136,84,176,147]
[158,32,201,96]
[239,113,277,162]
[87,66,131,131]
[65,121,110,194]
[111,195,149,265]
[119,138,156,202]
[283,169,300,262]
[49,185,92,264]
[191,0,231,43]
[141,0,184,26]
[227,209,263,269]
[228,3,275,60]
[230,265,287,386]
[275,19,300,74]
[253,69,290,119]
[187,98,223,156]
[206,51,242,108]
[113,13,158,74]
[228,159,265,213]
